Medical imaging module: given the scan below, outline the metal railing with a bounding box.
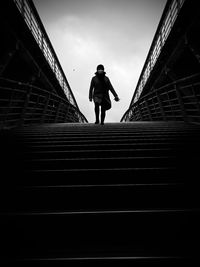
[121,74,200,123]
[0,78,87,129]
[13,0,78,109]
[130,0,185,106]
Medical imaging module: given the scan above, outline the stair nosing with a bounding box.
[5,208,194,216]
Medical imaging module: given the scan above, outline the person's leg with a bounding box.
[94,102,100,124]
[101,107,106,125]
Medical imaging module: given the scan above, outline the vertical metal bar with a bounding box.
[55,101,61,122]
[41,93,50,123]
[3,89,15,127]
[137,102,144,121]
[165,90,174,120]
[175,84,187,121]
[130,109,134,121]
[191,84,200,117]
[145,98,152,120]
[151,95,157,120]
[34,94,40,123]
[156,91,166,120]
[20,85,32,125]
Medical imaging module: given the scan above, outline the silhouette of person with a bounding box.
[89,64,119,125]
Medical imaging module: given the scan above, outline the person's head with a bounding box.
[96,64,105,75]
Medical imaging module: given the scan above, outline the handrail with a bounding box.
[130,0,185,106]
[0,77,87,129]
[121,73,200,123]
[13,0,79,110]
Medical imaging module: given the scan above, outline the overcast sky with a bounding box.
[33,0,167,122]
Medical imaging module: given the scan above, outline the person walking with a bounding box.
[89,64,119,125]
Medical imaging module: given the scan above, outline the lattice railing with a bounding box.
[121,74,200,123]
[0,78,87,129]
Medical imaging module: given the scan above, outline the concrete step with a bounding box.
[3,209,200,245]
[16,132,200,140]
[18,134,199,143]
[15,121,200,132]
[6,256,199,266]
[1,121,200,264]
[25,148,179,160]
[23,142,188,151]
[19,167,179,186]
[25,156,178,170]
[3,183,199,213]
[2,209,200,260]
[2,183,198,212]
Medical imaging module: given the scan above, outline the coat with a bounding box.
[89,73,118,110]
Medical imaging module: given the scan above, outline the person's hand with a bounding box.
[114,96,120,102]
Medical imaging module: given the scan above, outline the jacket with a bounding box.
[89,74,118,110]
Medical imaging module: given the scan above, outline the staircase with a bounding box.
[1,121,200,265]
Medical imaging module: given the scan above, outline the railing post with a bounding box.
[34,94,40,123]
[175,84,187,122]
[191,85,200,116]
[137,103,144,121]
[41,93,50,123]
[55,101,61,122]
[20,84,32,126]
[145,98,152,120]
[129,110,134,121]
[156,91,166,120]
[3,89,15,127]
[64,103,70,122]
[165,91,174,120]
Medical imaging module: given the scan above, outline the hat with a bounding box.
[97,64,104,71]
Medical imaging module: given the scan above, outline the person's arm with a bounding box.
[89,78,94,101]
[107,78,120,101]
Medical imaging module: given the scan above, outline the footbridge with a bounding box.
[1,0,200,265]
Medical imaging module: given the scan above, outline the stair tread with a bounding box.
[5,208,195,216]
[26,148,174,153]
[2,121,200,263]
[26,166,176,172]
[17,182,182,188]
[27,155,175,161]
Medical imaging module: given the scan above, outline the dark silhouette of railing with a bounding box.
[130,0,185,106]
[0,78,87,129]
[13,0,78,109]
[121,74,200,123]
